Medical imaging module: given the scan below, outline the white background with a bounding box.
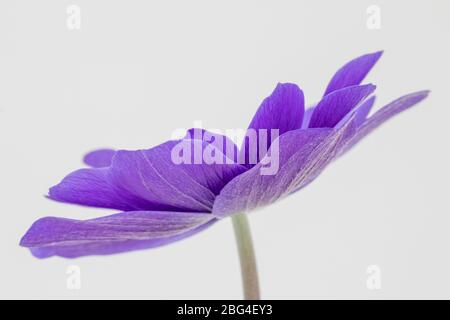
[0,0,449,299]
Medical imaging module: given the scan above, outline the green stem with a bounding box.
[231,213,260,300]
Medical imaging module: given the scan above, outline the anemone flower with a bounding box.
[20,51,429,299]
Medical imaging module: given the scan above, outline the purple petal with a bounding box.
[49,168,136,211]
[354,96,376,127]
[301,106,315,129]
[20,211,215,258]
[185,128,239,163]
[83,149,116,168]
[50,138,246,212]
[240,83,305,165]
[213,111,359,217]
[213,129,328,216]
[340,91,430,154]
[324,51,383,96]
[309,84,376,128]
[108,140,246,212]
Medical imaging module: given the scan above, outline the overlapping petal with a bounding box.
[301,106,315,129]
[309,84,376,128]
[213,110,359,216]
[324,51,382,96]
[354,96,376,127]
[240,83,305,165]
[340,91,430,154]
[50,136,246,213]
[20,211,216,258]
[185,128,239,163]
[109,140,246,212]
[48,168,136,211]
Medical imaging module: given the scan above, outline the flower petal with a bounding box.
[83,149,116,168]
[301,106,315,129]
[340,91,430,154]
[324,51,383,96]
[309,84,376,128]
[109,140,246,212]
[50,139,246,212]
[212,129,328,216]
[48,168,136,211]
[354,96,376,127]
[240,83,305,165]
[213,112,358,217]
[20,211,215,258]
[185,128,239,163]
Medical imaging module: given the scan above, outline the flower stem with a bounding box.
[231,213,260,300]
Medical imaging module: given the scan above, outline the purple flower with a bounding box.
[20,51,429,259]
